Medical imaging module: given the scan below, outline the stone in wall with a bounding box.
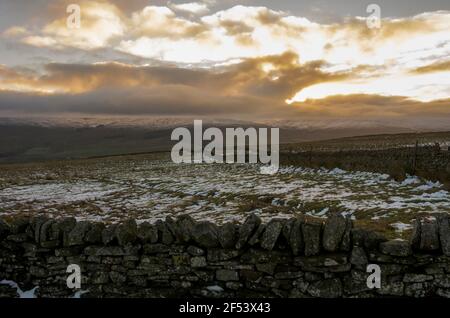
[288,218,304,256]
[380,240,412,257]
[235,213,261,249]
[137,222,158,244]
[175,215,196,243]
[438,215,450,256]
[420,219,440,251]
[191,221,219,248]
[302,221,322,256]
[217,222,238,249]
[351,228,386,251]
[102,224,117,245]
[260,219,283,251]
[155,220,173,245]
[323,215,348,252]
[410,219,421,249]
[0,219,10,240]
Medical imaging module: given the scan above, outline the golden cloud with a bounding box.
[0,51,448,130]
[412,60,450,74]
[21,1,126,50]
[0,52,336,98]
[0,2,449,125]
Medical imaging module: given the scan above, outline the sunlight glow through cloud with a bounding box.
[0,1,449,122]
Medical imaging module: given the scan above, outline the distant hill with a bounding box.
[0,116,446,164]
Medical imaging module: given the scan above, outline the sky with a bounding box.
[0,0,449,129]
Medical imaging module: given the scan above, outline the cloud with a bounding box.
[412,60,450,74]
[288,94,450,130]
[288,69,450,103]
[8,3,450,71]
[2,26,28,37]
[128,6,206,39]
[0,52,339,118]
[291,94,450,117]
[0,2,449,128]
[169,2,210,15]
[1,86,449,131]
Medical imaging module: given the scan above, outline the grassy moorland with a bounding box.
[1,149,449,239]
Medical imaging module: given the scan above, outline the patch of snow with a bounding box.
[401,176,421,186]
[71,290,89,298]
[1,160,449,224]
[329,168,346,175]
[306,207,329,218]
[0,280,38,298]
[414,181,442,191]
[390,222,413,232]
[206,285,224,293]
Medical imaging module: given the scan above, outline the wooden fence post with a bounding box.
[412,140,418,175]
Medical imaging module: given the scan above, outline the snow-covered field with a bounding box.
[0,154,449,235]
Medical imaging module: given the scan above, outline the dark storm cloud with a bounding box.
[0,53,449,126]
[1,87,449,128]
[0,52,339,118]
[0,51,339,100]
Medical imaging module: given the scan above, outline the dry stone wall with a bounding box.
[0,214,450,298]
[281,146,450,185]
